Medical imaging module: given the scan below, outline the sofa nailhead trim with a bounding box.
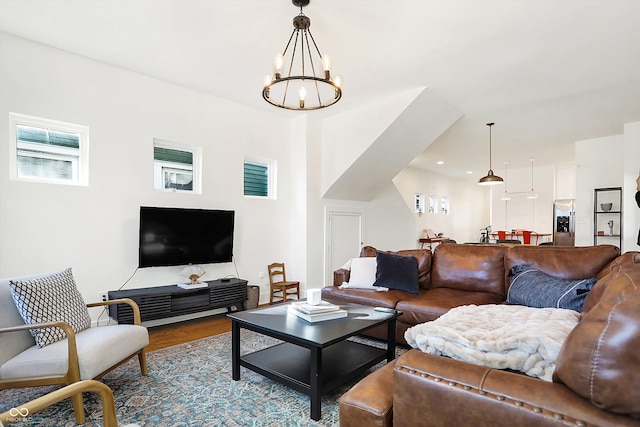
[396,365,588,426]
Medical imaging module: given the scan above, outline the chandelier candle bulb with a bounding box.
[274,53,284,76]
[299,86,306,108]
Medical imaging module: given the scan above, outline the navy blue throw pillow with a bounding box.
[507,265,597,312]
[374,251,420,294]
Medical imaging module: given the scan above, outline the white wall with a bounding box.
[490,164,556,240]
[574,134,624,248]
[623,122,640,252]
[0,33,294,308]
[393,167,488,245]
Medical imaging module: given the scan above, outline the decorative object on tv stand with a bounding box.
[600,203,613,212]
[478,123,504,185]
[608,220,614,236]
[181,265,205,284]
[262,0,342,110]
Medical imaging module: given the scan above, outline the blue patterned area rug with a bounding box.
[1,331,406,426]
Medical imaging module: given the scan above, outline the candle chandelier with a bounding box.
[263,0,342,111]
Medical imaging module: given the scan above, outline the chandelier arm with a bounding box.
[282,28,297,60]
[282,31,301,106]
[306,29,324,62]
[286,30,300,79]
[303,29,318,78]
[300,30,306,77]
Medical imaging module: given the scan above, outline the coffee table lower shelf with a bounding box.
[240,340,387,419]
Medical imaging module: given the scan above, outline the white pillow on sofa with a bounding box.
[339,257,388,291]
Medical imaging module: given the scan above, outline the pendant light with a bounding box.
[262,0,342,111]
[526,158,538,199]
[500,162,511,200]
[478,122,504,186]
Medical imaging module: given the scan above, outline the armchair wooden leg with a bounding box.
[138,349,148,376]
[71,391,86,424]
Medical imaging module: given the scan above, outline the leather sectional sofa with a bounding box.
[322,244,620,346]
[322,244,640,426]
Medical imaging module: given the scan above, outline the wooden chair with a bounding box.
[0,380,127,427]
[0,274,148,425]
[268,263,300,304]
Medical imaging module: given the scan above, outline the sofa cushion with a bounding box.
[554,266,640,416]
[361,246,432,290]
[374,251,420,294]
[507,265,597,311]
[9,268,91,348]
[340,257,380,289]
[396,288,505,325]
[0,324,148,380]
[504,245,620,292]
[430,244,507,296]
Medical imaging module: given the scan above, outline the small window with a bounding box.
[9,113,89,186]
[153,139,201,193]
[244,156,276,199]
[441,196,449,214]
[429,195,438,214]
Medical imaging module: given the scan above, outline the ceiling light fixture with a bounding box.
[478,122,504,185]
[263,0,342,111]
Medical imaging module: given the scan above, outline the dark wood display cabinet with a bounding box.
[108,278,248,324]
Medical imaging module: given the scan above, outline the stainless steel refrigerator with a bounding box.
[553,199,575,246]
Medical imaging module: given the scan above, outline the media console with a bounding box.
[108,278,248,324]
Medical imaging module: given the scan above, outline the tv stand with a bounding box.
[108,278,248,324]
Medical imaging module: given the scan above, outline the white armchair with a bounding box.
[0,273,148,424]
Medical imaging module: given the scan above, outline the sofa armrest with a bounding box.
[393,350,639,427]
[340,360,395,427]
[87,298,142,325]
[333,269,350,286]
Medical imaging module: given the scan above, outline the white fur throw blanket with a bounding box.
[404,304,580,381]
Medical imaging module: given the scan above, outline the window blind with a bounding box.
[244,162,269,197]
[17,125,80,149]
[153,147,193,164]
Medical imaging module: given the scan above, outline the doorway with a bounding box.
[325,207,365,285]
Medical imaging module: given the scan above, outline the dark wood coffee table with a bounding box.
[227,301,399,421]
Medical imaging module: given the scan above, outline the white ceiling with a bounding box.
[1,0,639,180]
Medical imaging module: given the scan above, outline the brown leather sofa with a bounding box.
[322,244,621,345]
[332,245,640,427]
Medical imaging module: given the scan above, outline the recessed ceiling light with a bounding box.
[466,171,473,174]
[437,161,444,165]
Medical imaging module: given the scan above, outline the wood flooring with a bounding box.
[146,313,232,352]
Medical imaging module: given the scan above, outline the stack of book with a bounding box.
[177,282,209,290]
[288,300,347,323]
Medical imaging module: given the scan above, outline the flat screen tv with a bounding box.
[138,206,235,268]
